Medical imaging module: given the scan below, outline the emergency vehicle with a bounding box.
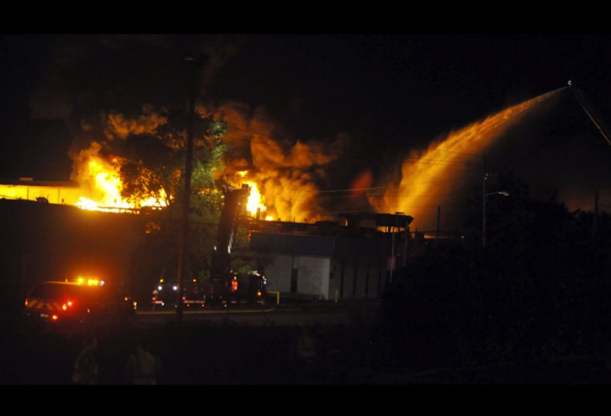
[151,185,268,310]
[24,278,136,329]
[151,272,267,309]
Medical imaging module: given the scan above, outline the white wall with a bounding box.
[263,254,331,300]
[297,256,330,299]
[264,254,293,293]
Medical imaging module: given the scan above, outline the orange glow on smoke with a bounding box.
[217,102,347,223]
[369,89,561,229]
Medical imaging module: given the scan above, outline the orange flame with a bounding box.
[244,181,266,218]
[215,102,347,223]
[74,154,167,213]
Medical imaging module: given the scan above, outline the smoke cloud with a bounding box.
[213,101,349,222]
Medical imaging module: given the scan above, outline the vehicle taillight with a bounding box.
[51,315,59,321]
[24,299,28,307]
[62,300,74,311]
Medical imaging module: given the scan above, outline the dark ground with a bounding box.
[3,300,611,385]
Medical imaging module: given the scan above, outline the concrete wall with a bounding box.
[331,255,389,300]
[296,256,330,299]
[251,230,391,300]
[263,254,293,293]
[261,254,331,300]
[0,199,145,312]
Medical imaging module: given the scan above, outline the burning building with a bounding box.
[0,178,81,205]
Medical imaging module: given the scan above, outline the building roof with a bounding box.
[0,178,79,187]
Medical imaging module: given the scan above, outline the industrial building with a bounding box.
[0,178,81,204]
[249,213,417,301]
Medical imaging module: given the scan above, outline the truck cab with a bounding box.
[24,279,135,330]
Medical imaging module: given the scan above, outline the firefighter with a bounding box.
[125,339,163,385]
[72,336,99,385]
[290,325,320,379]
[297,326,319,365]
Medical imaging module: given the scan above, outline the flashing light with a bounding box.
[77,277,100,286]
[51,315,58,321]
[62,304,67,311]
[67,301,73,307]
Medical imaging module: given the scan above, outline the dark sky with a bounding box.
[2,34,611,220]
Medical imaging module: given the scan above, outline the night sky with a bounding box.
[2,34,611,225]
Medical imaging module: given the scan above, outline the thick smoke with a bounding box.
[104,105,166,141]
[70,100,348,222]
[213,102,349,222]
[28,35,245,153]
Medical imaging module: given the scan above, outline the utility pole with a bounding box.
[403,221,409,267]
[389,211,403,284]
[435,206,441,251]
[482,157,488,248]
[593,190,599,242]
[176,54,207,322]
[390,214,397,284]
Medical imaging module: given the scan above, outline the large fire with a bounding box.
[75,156,167,213]
[234,171,269,219]
[244,181,266,218]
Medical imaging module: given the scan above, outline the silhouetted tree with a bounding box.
[108,108,228,291]
[111,108,227,210]
[382,171,611,371]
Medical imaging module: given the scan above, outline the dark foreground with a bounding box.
[4,303,611,385]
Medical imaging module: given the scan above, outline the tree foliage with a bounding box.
[111,108,229,292]
[110,108,227,209]
[382,172,611,371]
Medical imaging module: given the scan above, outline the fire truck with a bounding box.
[206,184,267,306]
[151,185,267,309]
[24,278,136,330]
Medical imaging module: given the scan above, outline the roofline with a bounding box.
[0,179,80,187]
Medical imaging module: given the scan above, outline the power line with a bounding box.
[316,186,388,194]
[227,125,273,137]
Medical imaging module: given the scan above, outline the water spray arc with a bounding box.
[369,88,563,232]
